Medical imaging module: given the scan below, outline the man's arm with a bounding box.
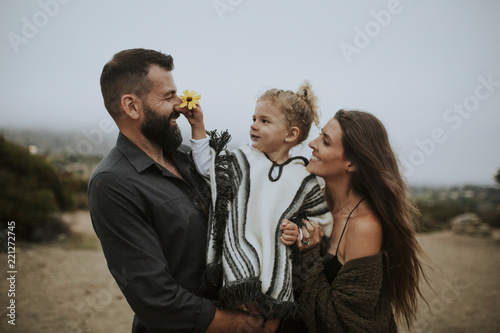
[89,172,214,332]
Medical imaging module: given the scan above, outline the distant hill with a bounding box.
[0,128,118,157]
[0,127,197,158]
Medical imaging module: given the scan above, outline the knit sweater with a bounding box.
[294,246,397,333]
[200,142,333,320]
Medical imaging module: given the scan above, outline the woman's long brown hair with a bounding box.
[335,110,426,329]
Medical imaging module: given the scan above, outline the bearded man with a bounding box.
[89,48,278,333]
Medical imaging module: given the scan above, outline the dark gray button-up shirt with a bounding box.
[88,132,215,333]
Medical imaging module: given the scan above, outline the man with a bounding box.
[89,48,278,332]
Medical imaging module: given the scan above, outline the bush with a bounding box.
[477,210,500,228]
[0,136,72,242]
[416,193,500,231]
[61,176,89,210]
[417,202,468,232]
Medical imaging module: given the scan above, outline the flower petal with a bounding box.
[179,101,187,108]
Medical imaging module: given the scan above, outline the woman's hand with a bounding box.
[280,219,299,246]
[297,219,324,251]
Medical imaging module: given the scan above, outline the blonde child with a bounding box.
[180,81,333,320]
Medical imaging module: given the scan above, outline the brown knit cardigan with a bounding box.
[293,246,397,333]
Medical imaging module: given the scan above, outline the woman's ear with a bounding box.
[120,94,141,120]
[286,126,300,143]
[346,162,357,173]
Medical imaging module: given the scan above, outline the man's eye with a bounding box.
[323,140,330,146]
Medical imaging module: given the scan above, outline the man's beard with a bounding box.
[140,103,183,153]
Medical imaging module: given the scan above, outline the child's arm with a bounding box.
[177,102,206,140]
[177,103,211,176]
[190,138,211,177]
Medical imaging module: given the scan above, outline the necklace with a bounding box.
[332,197,365,257]
[332,196,364,215]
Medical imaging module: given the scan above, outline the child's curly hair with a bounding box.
[257,80,320,144]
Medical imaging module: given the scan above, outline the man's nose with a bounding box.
[174,94,183,104]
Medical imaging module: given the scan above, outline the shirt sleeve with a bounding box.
[190,137,211,176]
[88,172,215,332]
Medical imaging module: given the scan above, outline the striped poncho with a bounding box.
[201,143,333,319]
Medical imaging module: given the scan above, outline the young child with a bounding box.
[180,81,333,320]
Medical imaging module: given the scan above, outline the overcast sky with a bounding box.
[1,0,499,186]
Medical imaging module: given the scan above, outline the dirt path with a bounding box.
[1,211,133,333]
[1,211,499,332]
[401,231,500,333]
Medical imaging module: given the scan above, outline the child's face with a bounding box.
[250,100,290,154]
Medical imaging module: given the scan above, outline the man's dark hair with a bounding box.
[100,48,174,117]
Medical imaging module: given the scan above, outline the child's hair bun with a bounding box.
[297,80,320,128]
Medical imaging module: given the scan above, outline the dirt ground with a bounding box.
[1,210,499,333]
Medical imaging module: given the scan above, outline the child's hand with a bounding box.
[176,102,204,125]
[175,103,206,140]
[280,219,299,246]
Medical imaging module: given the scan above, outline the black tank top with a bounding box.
[324,198,365,283]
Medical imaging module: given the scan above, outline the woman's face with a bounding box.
[307,117,351,179]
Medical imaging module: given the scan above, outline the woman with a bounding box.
[281,110,426,332]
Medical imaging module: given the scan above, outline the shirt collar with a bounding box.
[115,132,157,173]
[115,132,192,175]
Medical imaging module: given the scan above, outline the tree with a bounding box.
[496,168,500,186]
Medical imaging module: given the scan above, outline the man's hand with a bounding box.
[175,103,206,140]
[205,308,280,333]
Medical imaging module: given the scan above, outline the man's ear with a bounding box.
[286,126,300,144]
[120,94,142,120]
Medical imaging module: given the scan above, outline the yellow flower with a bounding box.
[179,89,201,110]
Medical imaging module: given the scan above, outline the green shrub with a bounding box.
[61,176,89,210]
[477,210,500,228]
[0,136,70,242]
